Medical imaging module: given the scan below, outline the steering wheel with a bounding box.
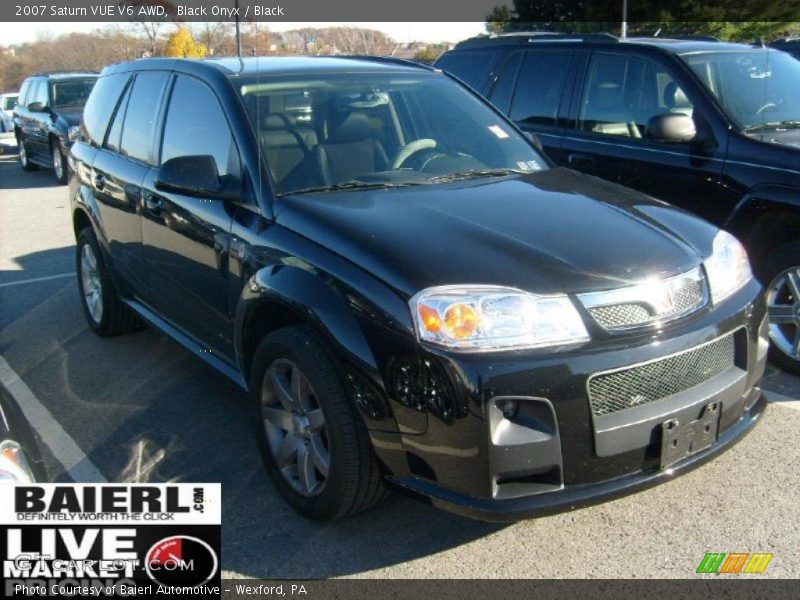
[391,138,437,170]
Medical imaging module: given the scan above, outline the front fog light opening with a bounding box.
[392,357,457,421]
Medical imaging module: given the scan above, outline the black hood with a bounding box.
[275,168,719,298]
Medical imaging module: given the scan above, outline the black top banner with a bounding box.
[3,0,800,23]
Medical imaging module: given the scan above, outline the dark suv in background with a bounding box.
[436,33,800,373]
[13,71,97,183]
[69,56,767,521]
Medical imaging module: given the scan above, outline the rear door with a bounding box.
[141,74,241,359]
[91,71,170,298]
[28,80,52,158]
[558,50,726,220]
[489,48,577,165]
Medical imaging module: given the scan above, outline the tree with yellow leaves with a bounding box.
[164,26,208,58]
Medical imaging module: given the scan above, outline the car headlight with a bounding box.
[704,230,752,304]
[0,440,36,483]
[410,285,590,351]
[68,125,80,143]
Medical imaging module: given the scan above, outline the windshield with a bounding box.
[681,49,800,130]
[50,79,96,108]
[3,95,17,111]
[233,71,545,196]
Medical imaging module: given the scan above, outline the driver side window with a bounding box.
[578,53,694,140]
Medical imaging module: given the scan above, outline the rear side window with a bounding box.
[436,50,494,90]
[82,73,130,147]
[509,51,572,127]
[104,83,132,153]
[160,75,238,177]
[489,51,524,114]
[120,72,169,164]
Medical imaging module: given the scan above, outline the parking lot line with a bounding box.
[0,355,107,482]
[0,272,73,289]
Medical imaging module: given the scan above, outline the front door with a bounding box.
[142,74,241,359]
[559,50,726,224]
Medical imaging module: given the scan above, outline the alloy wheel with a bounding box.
[53,145,63,180]
[19,142,27,167]
[260,359,330,497]
[80,243,103,324]
[766,266,800,361]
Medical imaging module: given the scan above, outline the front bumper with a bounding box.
[390,392,765,521]
[380,280,768,520]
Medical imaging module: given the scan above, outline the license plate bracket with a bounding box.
[660,402,720,469]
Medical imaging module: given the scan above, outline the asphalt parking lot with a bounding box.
[0,131,798,579]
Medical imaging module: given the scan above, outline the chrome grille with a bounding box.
[672,277,705,314]
[589,303,652,329]
[587,333,735,416]
[580,267,708,331]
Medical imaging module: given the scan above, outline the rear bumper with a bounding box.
[390,392,766,522]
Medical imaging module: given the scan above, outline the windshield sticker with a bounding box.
[488,125,510,139]
[517,160,543,172]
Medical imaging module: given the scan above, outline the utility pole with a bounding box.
[621,0,628,39]
[235,0,242,57]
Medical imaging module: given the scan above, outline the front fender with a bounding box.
[724,184,800,261]
[237,264,379,373]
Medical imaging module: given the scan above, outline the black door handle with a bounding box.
[568,153,595,166]
[93,172,105,191]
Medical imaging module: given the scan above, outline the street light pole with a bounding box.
[621,0,628,39]
[235,0,242,57]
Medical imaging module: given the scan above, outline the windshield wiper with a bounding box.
[278,180,420,197]
[744,120,800,133]
[425,168,524,183]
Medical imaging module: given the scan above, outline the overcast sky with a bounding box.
[5,22,488,45]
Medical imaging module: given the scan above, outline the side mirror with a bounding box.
[27,101,46,113]
[646,113,697,143]
[154,155,239,200]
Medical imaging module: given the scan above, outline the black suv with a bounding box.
[13,72,98,184]
[436,34,800,373]
[70,56,767,521]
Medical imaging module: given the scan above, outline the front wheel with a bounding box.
[76,227,140,337]
[18,135,37,172]
[250,327,387,520]
[52,140,67,184]
[761,241,800,375]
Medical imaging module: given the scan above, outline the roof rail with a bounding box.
[456,32,618,48]
[672,35,721,42]
[28,70,99,77]
[330,55,436,71]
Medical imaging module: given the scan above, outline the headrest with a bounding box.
[664,82,690,109]
[328,112,371,144]
[262,114,293,130]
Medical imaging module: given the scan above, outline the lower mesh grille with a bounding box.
[587,333,736,416]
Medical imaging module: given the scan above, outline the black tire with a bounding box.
[76,227,140,337]
[758,240,800,375]
[250,326,387,520]
[51,138,68,184]
[17,134,37,172]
